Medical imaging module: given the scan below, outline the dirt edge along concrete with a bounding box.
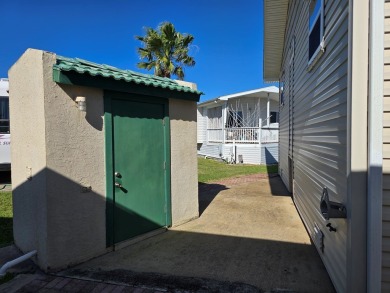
[62,268,264,293]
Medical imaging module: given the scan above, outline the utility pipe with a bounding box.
[0,250,37,277]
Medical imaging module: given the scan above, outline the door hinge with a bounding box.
[163,161,166,170]
[164,204,167,213]
[162,119,165,126]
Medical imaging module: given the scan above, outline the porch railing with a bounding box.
[207,127,278,144]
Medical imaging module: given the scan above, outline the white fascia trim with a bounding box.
[219,86,279,101]
[198,86,280,107]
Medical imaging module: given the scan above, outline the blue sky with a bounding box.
[0,0,272,102]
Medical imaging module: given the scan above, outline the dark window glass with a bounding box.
[270,111,279,124]
[0,97,9,133]
[309,17,321,60]
[280,77,285,105]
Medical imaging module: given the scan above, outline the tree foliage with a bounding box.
[135,22,195,80]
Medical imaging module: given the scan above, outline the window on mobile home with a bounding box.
[280,73,285,105]
[270,111,279,124]
[0,97,9,133]
[308,0,324,63]
[227,110,243,128]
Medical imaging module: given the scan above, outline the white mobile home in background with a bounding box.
[264,0,385,292]
[0,78,10,171]
[197,86,279,165]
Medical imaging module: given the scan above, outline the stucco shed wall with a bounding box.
[41,52,106,270]
[8,49,49,267]
[9,49,107,271]
[169,99,199,226]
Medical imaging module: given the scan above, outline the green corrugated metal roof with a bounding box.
[53,55,202,95]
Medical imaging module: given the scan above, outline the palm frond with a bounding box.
[135,21,196,80]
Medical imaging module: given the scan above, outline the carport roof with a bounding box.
[53,55,202,101]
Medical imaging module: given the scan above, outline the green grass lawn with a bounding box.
[198,157,278,183]
[0,191,13,248]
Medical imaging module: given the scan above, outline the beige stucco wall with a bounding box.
[9,49,107,270]
[42,52,106,270]
[169,99,199,226]
[8,49,49,266]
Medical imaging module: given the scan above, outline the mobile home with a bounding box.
[0,78,10,171]
[197,86,279,165]
[263,0,385,292]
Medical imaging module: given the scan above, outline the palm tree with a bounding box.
[135,22,196,80]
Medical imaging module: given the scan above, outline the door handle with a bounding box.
[115,182,123,188]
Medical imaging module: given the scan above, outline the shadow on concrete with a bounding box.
[67,229,335,293]
[10,167,334,292]
[198,182,228,216]
[267,175,291,197]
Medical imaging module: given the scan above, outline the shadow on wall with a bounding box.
[264,147,278,165]
[12,167,107,271]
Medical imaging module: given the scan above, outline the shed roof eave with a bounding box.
[263,0,289,81]
[52,55,202,102]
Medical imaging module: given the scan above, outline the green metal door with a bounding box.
[105,92,170,245]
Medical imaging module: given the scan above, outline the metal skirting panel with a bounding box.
[261,144,279,165]
[279,1,349,292]
[384,1,390,289]
[236,145,262,165]
[197,143,221,159]
[198,143,279,165]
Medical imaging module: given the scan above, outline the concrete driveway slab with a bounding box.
[64,175,335,293]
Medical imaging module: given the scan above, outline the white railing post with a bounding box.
[233,139,236,163]
[259,118,262,145]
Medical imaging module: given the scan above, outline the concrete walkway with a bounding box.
[1,174,335,292]
[63,175,335,292]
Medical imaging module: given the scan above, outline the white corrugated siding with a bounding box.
[383,1,390,290]
[279,1,349,292]
[278,41,291,190]
[197,106,207,143]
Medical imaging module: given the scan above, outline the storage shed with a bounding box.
[8,49,202,271]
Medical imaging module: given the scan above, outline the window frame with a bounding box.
[308,0,325,67]
[279,72,285,107]
[0,97,10,134]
